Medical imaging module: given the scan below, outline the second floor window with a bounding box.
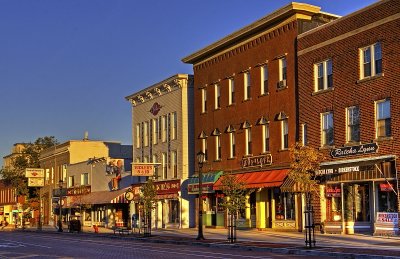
[229,132,236,158]
[360,42,382,79]
[171,151,177,178]
[68,176,74,188]
[321,112,334,146]
[347,106,360,142]
[202,138,208,161]
[315,59,333,91]
[153,155,160,179]
[81,173,88,185]
[281,119,288,149]
[245,128,252,155]
[161,115,167,142]
[261,65,268,95]
[144,121,149,146]
[152,119,158,145]
[376,99,391,138]
[215,84,220,109]
[262,124,270,152]
[228,78,235,105]
[244,72,251,100]
[162,153,167,179]
[215,135,221,160]
[171,112,177,140]
[135,123,141,148]
[279,57,287,86]
[302,124,308,146]
[201,88,207,113]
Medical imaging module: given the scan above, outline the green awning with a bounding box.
[188,171,223,194]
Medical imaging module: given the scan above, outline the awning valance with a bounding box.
[320,155,396,168]
[76,188,130,205]
[188,171,223,194]
[214,169,288,190]
[280,177,305,193]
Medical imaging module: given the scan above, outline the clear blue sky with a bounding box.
[0,0,377,166]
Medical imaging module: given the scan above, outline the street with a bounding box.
[0,231,321,259]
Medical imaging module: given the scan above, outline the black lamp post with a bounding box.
[58,180,63,232]
[196,151,205,240]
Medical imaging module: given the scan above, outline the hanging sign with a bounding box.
[132,163,155,176]
[28,178,44,187]
[326,186,341,197]
[25,168,44,178]
[379,183,394,192]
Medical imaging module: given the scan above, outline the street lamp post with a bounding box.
[58,180,63,232]
[196,151,205,240]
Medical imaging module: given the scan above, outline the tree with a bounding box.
[288,142,324,248]
[219,172,247,243]
[139,178,157,236]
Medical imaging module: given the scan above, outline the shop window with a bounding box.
[343,184,370,222]
[274,188,295,220]
[377,183,397,212]
[168,200,180,224]
[326,185,342,221]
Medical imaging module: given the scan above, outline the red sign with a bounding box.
[380,183,394,192]
[326,186,341,197]
[154,180,180,195]
[150,102,162,116]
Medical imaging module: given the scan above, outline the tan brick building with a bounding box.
[298,0,400,235]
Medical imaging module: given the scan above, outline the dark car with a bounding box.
[68,215,82,233]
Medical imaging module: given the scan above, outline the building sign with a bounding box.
[0,207,3,216]
[379,183,394,192]
[25,168,44,178]
[150,102,162,116]
[317,166,359,176]
[132,163,155,176]
[154,180,180,195]
[241,154,272,168]
[28,178,44,187]
[326,186,341,197]
[330,143,378,158]
[67,185,91,196]
[188,183,214,194]
[376,212,398,223]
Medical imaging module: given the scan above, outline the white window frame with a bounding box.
[229,132,235,159]
[261,65,268,95]
[321,112,334,146]
[281,119,288,149]
[279,57,287,81]
[228,78,235,105]
[244,72,251,100]
[375,99,391,138]
[152,119,158,145]
[360,42,382,79]
[144,121,149,147]
[314,59,333,91]
[214,84,220,109]
[262,124,270,153]
[81,173,89,186]
[171,112,177,140]
[346,106,360,143]
[135,123,141,148]
[201,88,207,113]
[245,128,252,155]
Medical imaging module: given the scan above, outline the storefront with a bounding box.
[188,171,223,228]
[213,168,291,230]
[319,154,399,235]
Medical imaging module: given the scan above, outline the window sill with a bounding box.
[227,103,236,107]
[276,86,288,92]
[243,154,253,158]
[261,151,271,155]
[258,93,269,98]
[319,145,335,150]
[201,111,208,115]
[227,157,236,160]
[312,87,334,96]
[213,159,222,162]
[214,107,221,111]
[278,148,289,152]
[242,98,252,103]
[373,136,393,142]
[357,73,384,84]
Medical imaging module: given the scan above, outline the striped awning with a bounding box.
[280,177,305,193]
[79,188,130,205]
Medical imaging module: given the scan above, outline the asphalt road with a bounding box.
[0,231,324,259]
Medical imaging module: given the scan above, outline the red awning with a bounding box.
[214,169,288,190]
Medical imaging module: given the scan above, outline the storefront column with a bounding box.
[372,181,376,223]
[256,189,267,228]
[341,183,345,234]
[180,196,189,228]
[245,194,250,226]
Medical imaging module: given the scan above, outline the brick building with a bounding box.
[183,3,337,230]
[297,0,400,235]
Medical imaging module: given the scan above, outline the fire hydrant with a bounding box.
[93,225,99,233]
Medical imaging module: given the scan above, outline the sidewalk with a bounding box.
[11,224,400,259]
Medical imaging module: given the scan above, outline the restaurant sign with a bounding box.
[326,186,341,197]
[67,185,91,196]
[379,183,394,192]
[154,180,180,195]
[317,166,360,176]
[330,143,378,158]
[241,154,272,168]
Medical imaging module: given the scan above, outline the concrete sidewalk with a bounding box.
[10,224,400,258]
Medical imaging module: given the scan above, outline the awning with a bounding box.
[320,155,396,167]
[280,177,305,193]
[77,188,130,205]
[188,171,223,194]
[214,169,288,190]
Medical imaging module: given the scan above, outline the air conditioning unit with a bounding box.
[278,79,287,89]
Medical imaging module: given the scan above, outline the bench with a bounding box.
[112,226,131,235]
